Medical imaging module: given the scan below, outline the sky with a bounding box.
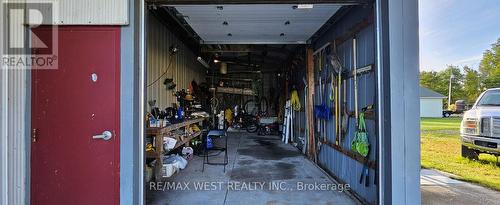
[419,0,500,71]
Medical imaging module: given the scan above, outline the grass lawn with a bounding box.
[421,117,500,191]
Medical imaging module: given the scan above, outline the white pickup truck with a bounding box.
[461,88,500,160]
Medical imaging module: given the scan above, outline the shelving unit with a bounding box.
[145,117,206,180]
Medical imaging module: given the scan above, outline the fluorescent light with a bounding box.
[297,4,313,9]
[197,57,210,68]
[213,59,221,63]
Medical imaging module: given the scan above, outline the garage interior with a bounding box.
[144,2,377,204]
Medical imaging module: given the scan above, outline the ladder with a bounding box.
[282,100,293,144]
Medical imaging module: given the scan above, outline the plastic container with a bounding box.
[260,117,278,124]
[161,164,178,178]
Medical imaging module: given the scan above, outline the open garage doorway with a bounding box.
[142,1,379,204]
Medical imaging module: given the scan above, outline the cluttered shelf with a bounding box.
[145,116,206,180]
[145,130,202,159]
[145,117,205,135]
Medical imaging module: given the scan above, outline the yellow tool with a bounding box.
[291,89,301,111]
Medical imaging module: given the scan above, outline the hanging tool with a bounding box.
[353,112,370,187]
[353,37,359,127]
[317,71,322,133]
[329,73,335,102]
[331,71,337,144]
[353,106,372,187]
[359,161,370,187]
[352,112,370,156]
[302,78,308,154]
[291,89,301,111]
[337,54,343,145]
[329,42,344,145]
[322,50,331,143]
[330,58,339,145]
[322,53,327,142]
[341,79,349,141]
[329,43,338,145]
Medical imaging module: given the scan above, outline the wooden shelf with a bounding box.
[145,151,159,159]
[172,131,202,150]
[146,118,205,135]
[145,117,206,180]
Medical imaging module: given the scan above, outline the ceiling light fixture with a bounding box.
[169,45,179,55]
[213,59,221,63]
[197,57,210,69]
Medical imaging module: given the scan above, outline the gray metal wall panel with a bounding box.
[0,70,8,205]
[6,70,28,205]
[0,2,8,204]
[2,2,30,204]
[146,14,206,109]
[311,5,377,204]
[10,0,127,25]
[120,0,142,204]
[2,2,29,202]
[56,0,128,25]
[387,0,421,204]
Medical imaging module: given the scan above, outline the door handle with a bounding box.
[92,131,112,141]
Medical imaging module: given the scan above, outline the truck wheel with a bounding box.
[461,145,479,160]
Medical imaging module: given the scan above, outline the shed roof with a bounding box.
[420,86,446,98]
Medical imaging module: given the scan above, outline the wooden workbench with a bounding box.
[145,117,205,180]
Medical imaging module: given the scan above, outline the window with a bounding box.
[477,90,500,106]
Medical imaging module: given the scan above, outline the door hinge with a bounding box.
[32,128,38,142]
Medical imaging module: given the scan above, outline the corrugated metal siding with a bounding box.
[6,70,28,205]
[0,70,8,205]
[291,88,306,147]
[55,0,128,25]
[312,6,377,204]
[7,0,127,25]
[0,2,8,203]
[1,2,28,204]
[147,14,206,109]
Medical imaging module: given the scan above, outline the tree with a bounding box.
[420,71,440,90]
[440,65,466,104]
[463,66,481,103]
[420,65,466,106]
[479,38,500,89]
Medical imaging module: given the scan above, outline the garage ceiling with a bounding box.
[173,4,341,44]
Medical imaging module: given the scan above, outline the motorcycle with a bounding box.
[257,122,280,136]
[229,105,258,132]
[246,112,280,135]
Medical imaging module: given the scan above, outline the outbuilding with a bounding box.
[420,86,446,118]
[0,1,420,205]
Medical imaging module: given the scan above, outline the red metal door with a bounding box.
[31,27,120,205]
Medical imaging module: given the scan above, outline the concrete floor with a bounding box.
[147,132,360,205]
[421,169,500,205]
